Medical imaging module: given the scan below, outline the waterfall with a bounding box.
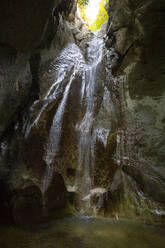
[42,43,85,193]
[42,75,74,193]
[75,37,104,214]
[24,34,120,215]
[31,36,107,213]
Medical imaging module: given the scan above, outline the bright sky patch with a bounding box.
[78,0,108,31]
[84,0,101,24]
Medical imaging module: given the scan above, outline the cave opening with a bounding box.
[77,0,108,31]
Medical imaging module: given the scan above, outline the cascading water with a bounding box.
[42,43,85,193]
[40,35,107,212]
[5,6,164,228]
[24,32,121,215]
[39,36,106,203]
[75,37,105,214]
[42,74,74,193]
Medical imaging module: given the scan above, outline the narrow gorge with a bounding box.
[0,0,165,247]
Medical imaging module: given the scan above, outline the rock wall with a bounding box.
[0,0,75,138]
[0,0,165,227]
[104,0,165,222]
[0,0,75,226]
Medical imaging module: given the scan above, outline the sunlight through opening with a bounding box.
[84,0,101,24]
[77,0,108,31]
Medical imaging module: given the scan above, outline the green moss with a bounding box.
[78,0,109,31]
[77,0,89,7]
[104,174,165,225]
[106,131,117,156]
[88,0,108,31]
[118,191,165,224]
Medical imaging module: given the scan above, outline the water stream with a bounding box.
[41,36,106,209]
[24,33,137,215]
[75,37,104,214]
[42,43,85,193]
[42,74,74,193]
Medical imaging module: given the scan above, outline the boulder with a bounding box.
[10,184,43,227]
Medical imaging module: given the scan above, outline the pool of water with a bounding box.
[0,217,165,248]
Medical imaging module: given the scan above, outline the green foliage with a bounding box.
[79,8,88,22]
[78,0,109,31]
[77,0,89,7]
[78,0,89,22]
[88,0,108,31]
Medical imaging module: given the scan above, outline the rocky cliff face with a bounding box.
[0,0,76,226]
[104,0,165,222]
[0,0,165,227]
[0,0,75,138]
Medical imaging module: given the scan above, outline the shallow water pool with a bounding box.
[0,217,165,248]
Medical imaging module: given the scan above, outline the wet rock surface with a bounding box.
[104,0,165,222]
[0,0,76,227]
[0,0,165,227]
[0,48,32,139]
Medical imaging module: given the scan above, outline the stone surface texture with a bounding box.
[0,0,165,227]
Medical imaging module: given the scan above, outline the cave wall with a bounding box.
[0,0,75,139]
[0,0,76,226]
[105,0,165,221]
[0,0,165,226]
[0,0,71,51]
